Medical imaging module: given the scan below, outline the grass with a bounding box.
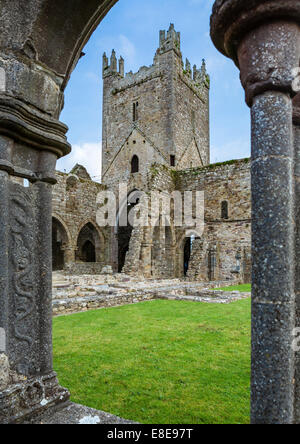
[215,284,251,292]
[53,299,251,424]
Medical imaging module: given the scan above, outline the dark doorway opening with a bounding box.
[184,237,192,276]
[76,222,99,263]
[52,218,68,271]
[82,240,96,262]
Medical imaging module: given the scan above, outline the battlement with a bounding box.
[159,23,181,56]
[102,25,209,92]
[183,58,210,90]
[102,24,210,179]
[103,50,124,78]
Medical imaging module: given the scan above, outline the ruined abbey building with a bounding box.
[52,24,251,283]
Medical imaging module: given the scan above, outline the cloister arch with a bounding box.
[52,215,71,271]
[75,220,105,264]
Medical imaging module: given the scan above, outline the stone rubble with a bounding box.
[52,272,250,315]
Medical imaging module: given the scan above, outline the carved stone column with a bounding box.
[0,74,71,424]
[211,0,300,424]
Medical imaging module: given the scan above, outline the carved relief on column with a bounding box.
[9,182,37,376]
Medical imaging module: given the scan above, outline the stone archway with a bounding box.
[52,216,70,271]
[76,221,103,263]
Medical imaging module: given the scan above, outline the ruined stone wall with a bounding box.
[176,159,251,282]
[102,25,210,189]
[52,168,111,268]
[120,159,251,282]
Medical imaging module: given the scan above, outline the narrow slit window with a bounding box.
[133,101,139,122]
[170,155,176,167]
[221,201,229,219]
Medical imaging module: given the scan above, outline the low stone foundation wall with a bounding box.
[52,274,250,316]
[53,293,155,315]
[158,290,251,304]
[64,263,104,275]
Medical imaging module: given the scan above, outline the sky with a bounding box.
[57,0,251,181]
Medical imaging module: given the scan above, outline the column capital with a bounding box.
[211,1,300,106]
[211,0,300,63]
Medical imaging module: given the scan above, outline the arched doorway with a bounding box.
[82,240,96,262]
[52,217,69,271]
[76,222,101,263]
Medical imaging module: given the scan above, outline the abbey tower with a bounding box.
[50,24,251,283]
[102,24,210,191]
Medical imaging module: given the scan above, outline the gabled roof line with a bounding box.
[102,124,169,179]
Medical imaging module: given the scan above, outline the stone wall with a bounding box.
[52,166,111,270]
[120,159,252,283]
[174,158,251,282]
[102,24,210,190]
[52,275,250,316]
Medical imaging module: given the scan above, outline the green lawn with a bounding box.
[53,299,251,424]
[215,284,251,292]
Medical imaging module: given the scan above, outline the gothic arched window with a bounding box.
[131,155,139,173]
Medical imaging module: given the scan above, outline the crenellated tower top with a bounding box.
[103,50,124,78]
[159,23,181,56]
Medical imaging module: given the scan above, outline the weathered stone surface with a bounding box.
[102,25,210,186]
[211,0,300,425]
[53,156,251,283]
[0,354,10,391]
[28,402,137,424]
[51,274,250,316]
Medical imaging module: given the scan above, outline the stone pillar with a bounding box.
[211,0,300,424]
[293,93,300,423]
[0,65,71,424]
[140,227,152,278]
[63,246,76,265]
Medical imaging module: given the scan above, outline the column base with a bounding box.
[0,371,70,424]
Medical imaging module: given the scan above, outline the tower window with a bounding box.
[191,110,195,128]
[170,155,176,167]
[133,101,139,122]
[131,155,139,173]
[221,201,229,219]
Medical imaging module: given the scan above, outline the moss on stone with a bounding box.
[177,158,251,177]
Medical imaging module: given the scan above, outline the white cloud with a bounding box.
[119,35,137,67]
[56,142,102,182]
[211,138,250,164]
